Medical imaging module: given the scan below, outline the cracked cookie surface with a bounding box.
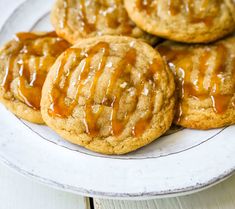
[0,32,70,124]
[41,36,175,154]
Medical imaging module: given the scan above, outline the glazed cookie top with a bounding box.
[157,36,235,129]
[0,32,70,124]
[225,0,235,21]
[51,0,158,45]
[41,36,175,154]
[125,0,235,43]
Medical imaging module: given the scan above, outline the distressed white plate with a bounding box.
[0,0,234,200]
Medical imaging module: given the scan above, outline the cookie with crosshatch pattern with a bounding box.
[41,36,175,154]
[51,0,158,45]
[124,0,235,43]
[157,35,235,129]
[0,32,70,124]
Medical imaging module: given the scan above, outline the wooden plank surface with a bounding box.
[94,175,235,209]
[0,162,88,209]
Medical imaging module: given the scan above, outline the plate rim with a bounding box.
[0,0,235,199]
[1,152,234,199]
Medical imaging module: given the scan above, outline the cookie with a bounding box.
[0,32,70,124]
[124,0,235,43]
[157,36,235,129]
[225,0,235,21]
[51,0,158,45]
[41,36,175,154]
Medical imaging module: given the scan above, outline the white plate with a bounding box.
[0,0,234,200]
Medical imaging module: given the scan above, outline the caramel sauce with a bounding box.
[132,58,160,137]
[1,55,16,92]
[185,0,214,27]
[103,0,133,35]
[79,0,97,33]
[17,56,43,110]
[133,118,150,137]
[104,0,120,29]
[61,0,96,33]
[137,0,215,26]
[61,0,133,36]
[196,49,211,93]
[49,44,137,136]
[136,0,153,14]
[48,48,82,117]
[84,42,110,136]
[211,95,232,114]
[49,43,112,136]
[1,32,70,110]
[15,31,58,41]
[49,42,160,137]
[168,0,182,16]
[158,43,234,122]
[108,48,136,136]
[209,44,231,114]
[106,14,119,29]
[189,16,214,27]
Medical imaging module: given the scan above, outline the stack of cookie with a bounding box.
[0,0,235,155]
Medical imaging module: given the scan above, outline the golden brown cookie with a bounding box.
[125,0,235,43]
[41,36,175,154]
[51,0,158,45]
[225,0,235,21]
[0,32,70,124]
[157,36,235,129]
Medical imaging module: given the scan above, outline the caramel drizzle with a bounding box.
[60,0,98,33]
[62,0,96,33]
[1,31,57,91]
[168,0,183,16]
[209,44,231,113]
[136,0,153,14]
[79,0,97,33]
[48,48,82,117]
[84,42,110,136]
[138,0,216,26]
[1,32,70,110]
[104,0,133,35]
[107,48,137,136]
[158,43,234,122]
[49,42,160,137]
[15,31,58,41]
[17,56,43,110]
[132,59,160,137]
[49,43,137,136]
[103,0,120,29]
[184,0,214,27]
[61,0,133,35]
[1,55,16,92]
[60,0,68,29]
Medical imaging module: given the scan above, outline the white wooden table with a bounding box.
[0,162,235,209]
[0,0,235,208]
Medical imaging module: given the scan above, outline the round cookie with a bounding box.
[51,0,158,45]
[124,0,235,43]
[41,36,175,155]
[0,32,70,124]
[157,36,235,129]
